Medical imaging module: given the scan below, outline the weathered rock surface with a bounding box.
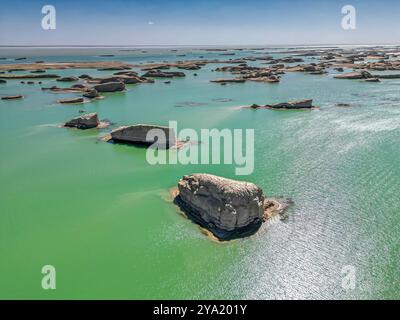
[58,97,84,104]
[266,99,314,109]
[97,66,131,71]
[142,70,186,78]
[110,124,176,148]
[56,76,79,82]
[78,74,92,79]
[375,74,400,79]
[93,81,125,92]
[64,112,99,129]
[174,174,265,240]
[113,71,138,76]
[334,70,372,79]
[1,95,23,100]
[30,69,46,73]
[82,88,100,98]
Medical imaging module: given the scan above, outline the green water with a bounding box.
[0,48,399,299]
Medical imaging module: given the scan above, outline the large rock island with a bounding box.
[110,124,176,148]
[173,174,288,241]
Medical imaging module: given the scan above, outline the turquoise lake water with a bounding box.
[0,47,399,299]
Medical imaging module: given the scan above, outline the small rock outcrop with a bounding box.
[334,70,372,79]
[142,70,186,78]
[82,88,100,98]
[30,69,46,73]
[1,95,23,100]
[58,97,84,104]
[94,81,125,92]
[64,113,99,129]
[266,99,314,109]
[78,74,92,79]
[56,76,79,82]
[110,124,176,148]
[174,174,266,240]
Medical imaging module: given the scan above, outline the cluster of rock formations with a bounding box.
[4,46,400,242]
[173,174,287,241]
[211,63,283,84]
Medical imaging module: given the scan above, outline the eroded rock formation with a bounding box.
[64,113,99,129]
[110,124,176,148]
[174,174,271,240]
[93,81,125,92]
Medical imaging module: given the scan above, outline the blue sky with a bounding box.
[0,0,399,46]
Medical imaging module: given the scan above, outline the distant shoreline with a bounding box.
[1,43,400,49]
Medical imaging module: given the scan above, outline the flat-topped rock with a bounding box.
[113,71,138,76]
[267,99,314,109]
[375,74,400,79]
[30,69,46,73]
[142,70,186,78]
[64,112,99,129]
[110,124,176,148]
[58,97,84,104]
[1,95,23,100]
[334,70,372,79]
[93,81,125,92]
[56,76,79,82]
[174,174,267,240]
